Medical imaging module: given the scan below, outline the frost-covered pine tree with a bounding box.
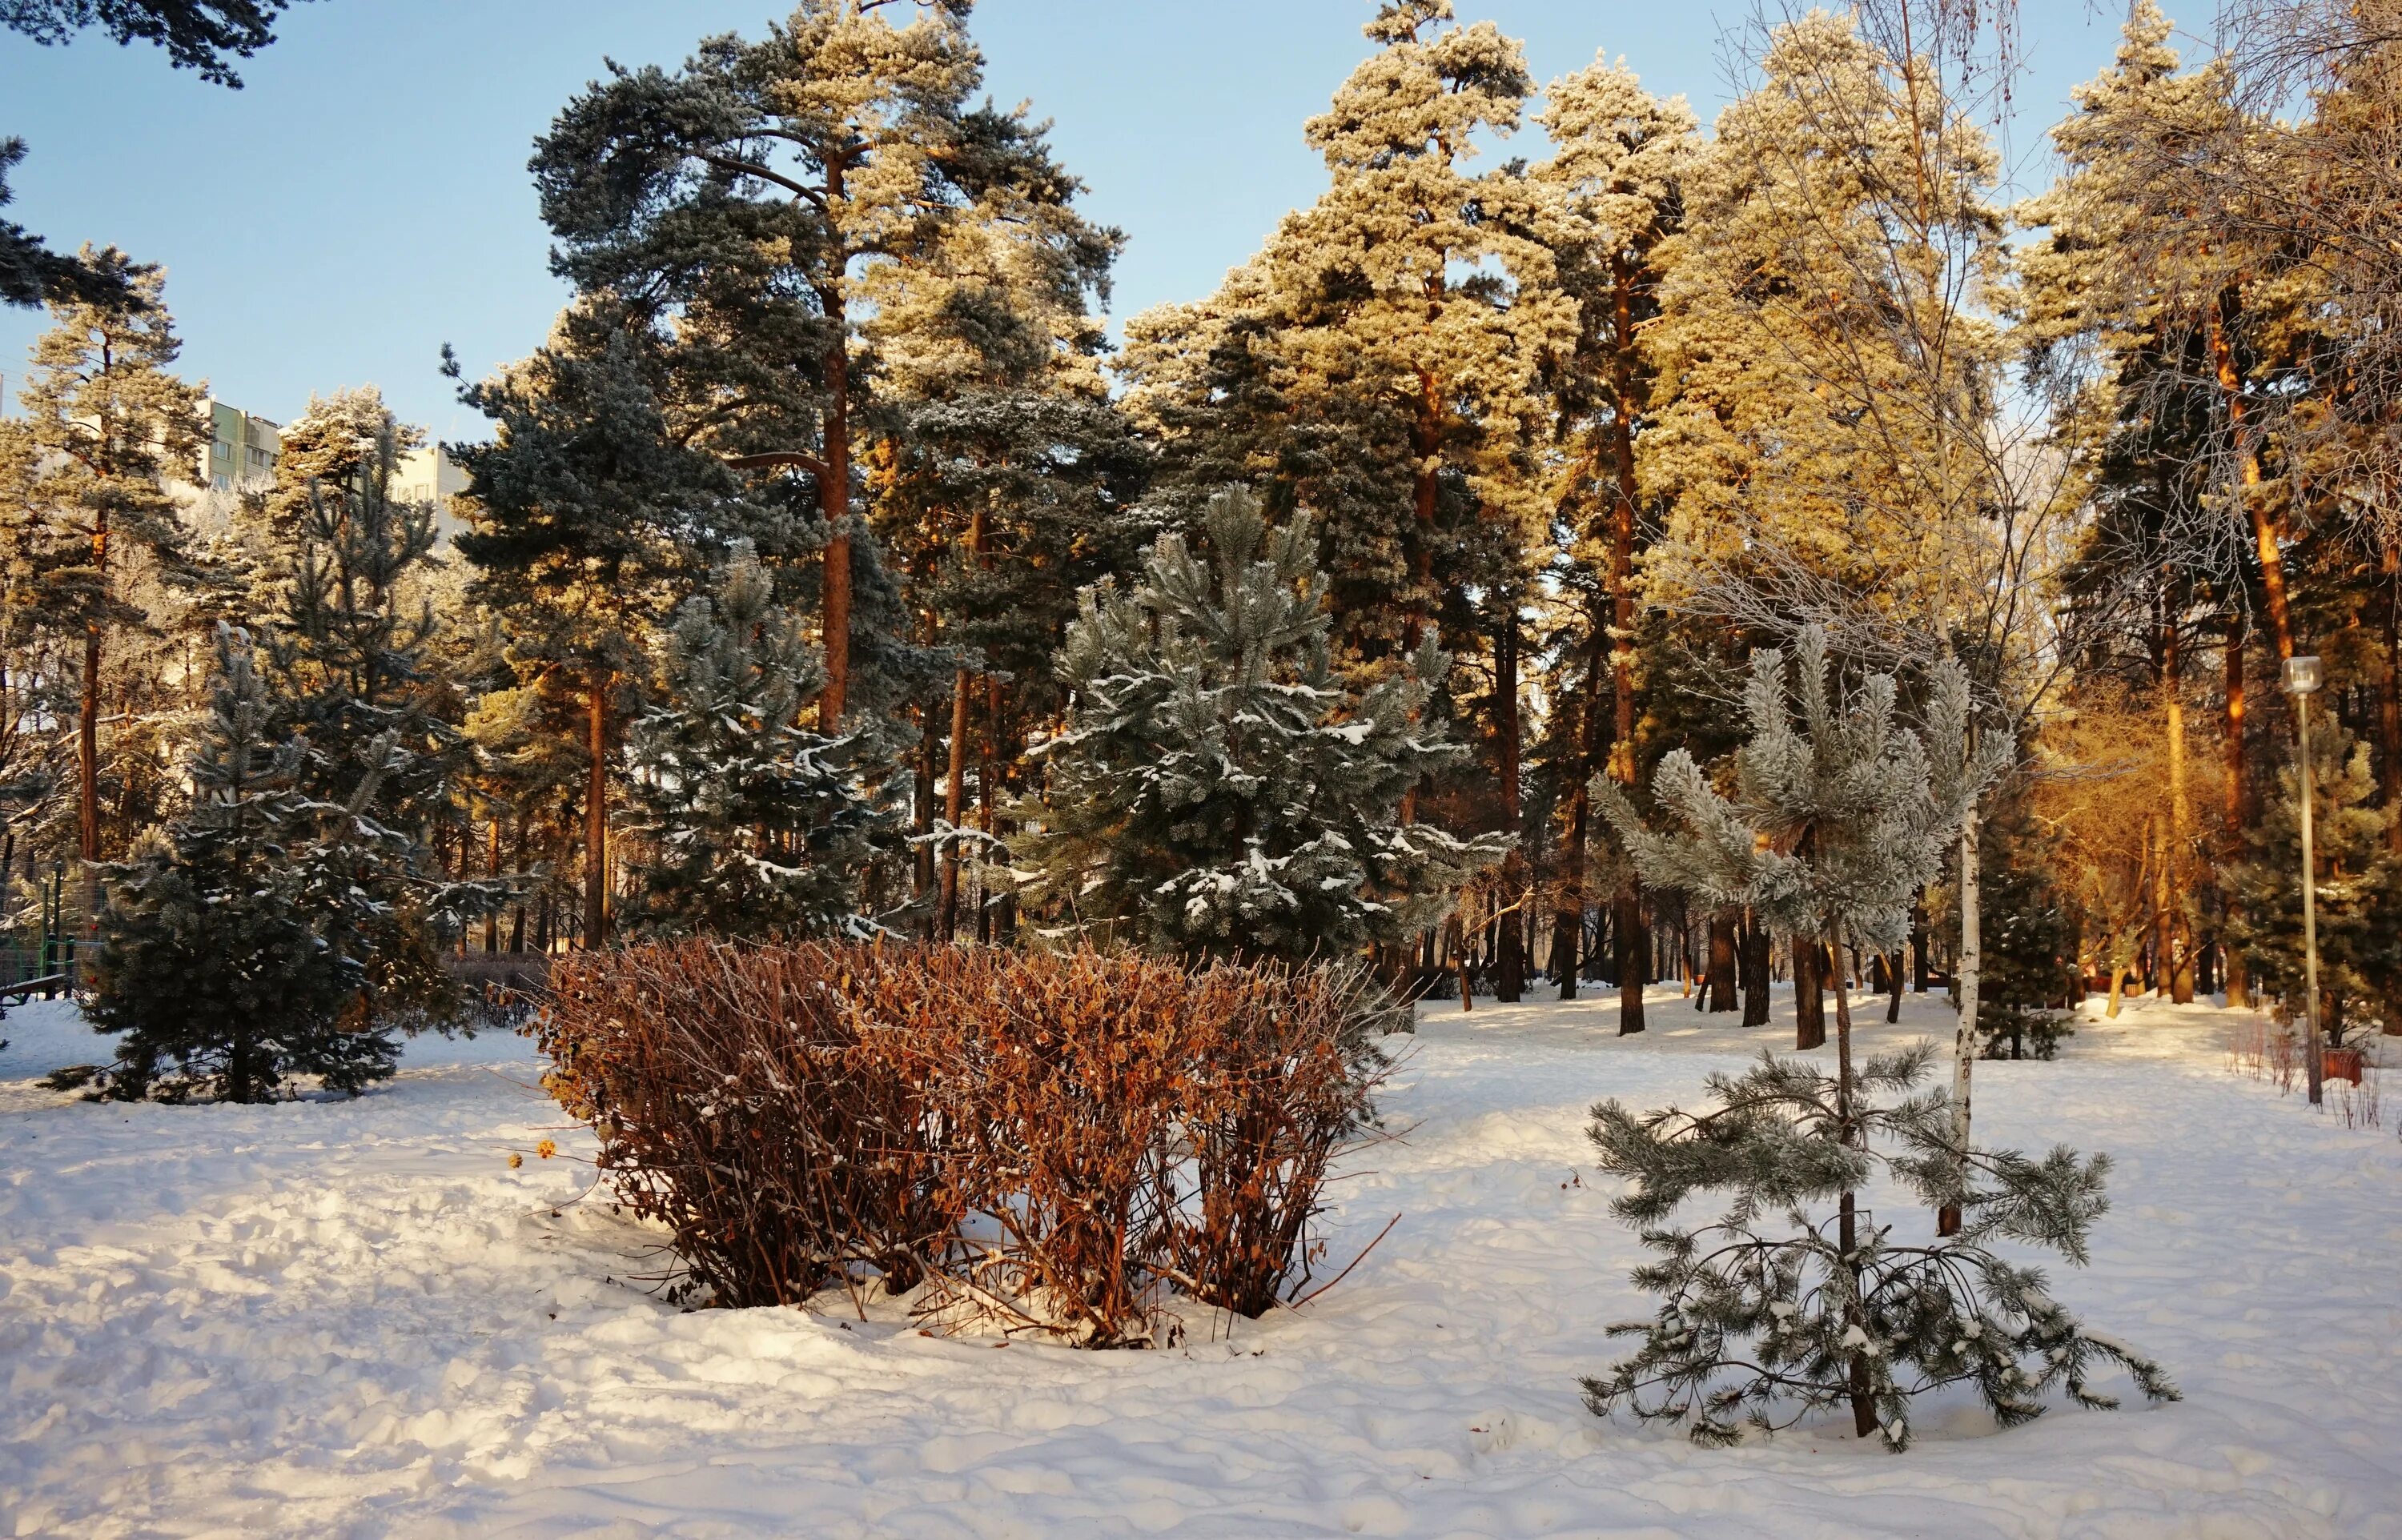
[625,545,885,939]
[86,624,406,1102]
[1586,629,2171,1449]
[1014,486,1508,962]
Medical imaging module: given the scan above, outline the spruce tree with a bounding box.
[86,624,403,1102]
[1581,632,2176,1449]
[626,545,884,939]
[2224,724,2402,1044]
[1014,487,1506,963]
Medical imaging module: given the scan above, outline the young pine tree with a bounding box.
[1586,630,2169,1448]
[626,546,886,939]
[1014,487,1507,962]
[86,624,405,1102]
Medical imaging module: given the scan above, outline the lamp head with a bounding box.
[2284,656,2324,695]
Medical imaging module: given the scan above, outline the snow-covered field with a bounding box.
[3,983,2399,1538]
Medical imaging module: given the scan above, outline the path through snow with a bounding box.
[2,986,2398,1537]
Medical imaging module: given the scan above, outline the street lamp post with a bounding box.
[2284,655,2324,1108]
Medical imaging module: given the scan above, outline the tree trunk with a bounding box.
[2383,539,2402,852]
[1555,614,1608,1001]
[816,168,856,726]
[939,667,972,940]
[1615,892,1646,1036]
[583,663,610,948]
[484,817,502,952]
[1794,932,1826,1050]
[2162,596,2195,1002]
[1741,909,1771,1027]
[508,809,529,953]
[1607,256,1646,1038]
[1939,800,1981,1238]
[2149,810,2174,1000]
[913,709,936,926]
[1704,908,1737,1013]
[1886,949,1903,1025]
[2223,609,2251,1005]
[78,620,101,931]
[2207,297,2295,663]
[1495,603,1524,1003]
[1829,926,1877,1439]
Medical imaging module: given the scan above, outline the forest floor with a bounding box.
[2,982,2399,1538]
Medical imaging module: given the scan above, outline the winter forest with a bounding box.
[2,0,2401,1533]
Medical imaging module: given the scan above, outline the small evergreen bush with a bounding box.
[625,544,886,938]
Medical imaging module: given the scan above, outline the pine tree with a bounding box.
[528,0,1099,729]
[262,393,491,1023]
[626,545,885,939]
[2,4,295,307]
[3,2,299,86]
[452,313,719,947]
[86,624,404,1102]
[2224,724,2402,1045]
[1122,1,1569,669]
[1532,55,1696,1018]
[2,255,205,922]
[0,141,131,310]
[1585,628,2169,1448]
[1014,487,1507,962]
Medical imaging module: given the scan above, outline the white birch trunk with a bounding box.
[1942,799,1981,1235]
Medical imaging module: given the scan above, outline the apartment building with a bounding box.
[203,399,281,492]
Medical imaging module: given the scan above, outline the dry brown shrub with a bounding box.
[539,940,1388,1345]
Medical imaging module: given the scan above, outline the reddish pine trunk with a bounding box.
[1495,604,1524,1002]
[1608,257,1646,1037]
[940,668,971,940]
[1704,909,1737,1013]
[584,664,610,948]
[2207,297,2295,662]
[2224,610,2251,1007]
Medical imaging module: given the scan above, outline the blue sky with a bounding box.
[0,0,2149,443]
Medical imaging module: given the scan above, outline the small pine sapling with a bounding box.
[1586,629,2172,1447]
[1583,1043,2178,1449]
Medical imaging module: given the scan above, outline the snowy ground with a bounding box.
[3,984,2400,1538]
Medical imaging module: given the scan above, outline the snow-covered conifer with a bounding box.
[86,624,408,1101]
[2224,724,2402,1043]
[625,546,885,939]
[1014,487,1507,961]
[1585,629,2167,1448]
